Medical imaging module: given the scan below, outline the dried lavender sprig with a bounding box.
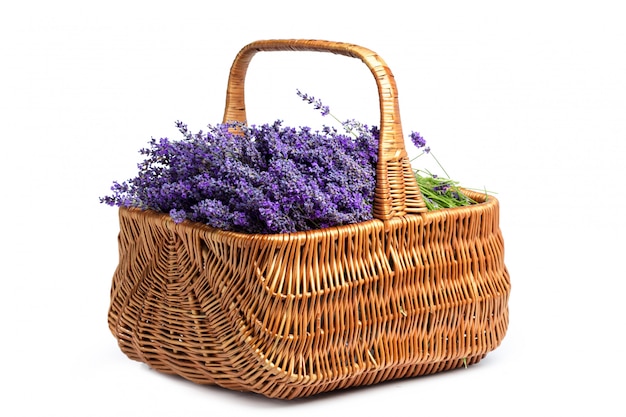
[296,89,330,116]
[408,130,479,203]
[296,89,368,139]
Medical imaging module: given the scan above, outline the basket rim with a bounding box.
[119,190,499,241]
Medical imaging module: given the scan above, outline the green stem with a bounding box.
[429,151,451,179]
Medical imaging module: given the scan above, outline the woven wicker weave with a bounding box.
[108,39,510,400]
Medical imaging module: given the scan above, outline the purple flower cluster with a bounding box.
[432,183,451,194]
[101,119,378,234]
[409,131,430,154]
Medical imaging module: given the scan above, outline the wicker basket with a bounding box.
[107,39,510,400]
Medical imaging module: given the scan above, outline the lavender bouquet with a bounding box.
[101,91,477,234]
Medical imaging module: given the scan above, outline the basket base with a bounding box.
[114,337,487,400]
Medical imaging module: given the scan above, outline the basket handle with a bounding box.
[222,39,427,221]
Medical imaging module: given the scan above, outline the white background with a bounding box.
[2,1,624,415]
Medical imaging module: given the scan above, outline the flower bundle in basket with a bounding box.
[102,39,510,400]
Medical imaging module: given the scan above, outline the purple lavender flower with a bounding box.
[191,199,235,230]
[297,89,330,116]
[409,131,427,149]
[433,183,451,194]
[169,208,187,223]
